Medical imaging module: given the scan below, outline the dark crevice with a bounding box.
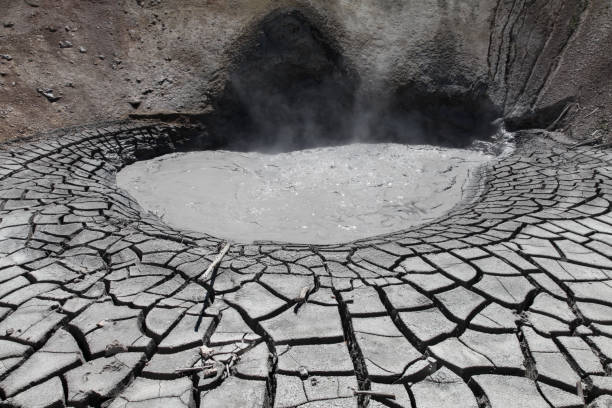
[333,288,370,407]
[467,377,493,408]
[221,301,277,407]
[65,323,92,361]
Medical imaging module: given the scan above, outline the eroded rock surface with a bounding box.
[0,1,610,146]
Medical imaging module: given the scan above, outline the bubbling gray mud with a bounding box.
[117,143,497,244]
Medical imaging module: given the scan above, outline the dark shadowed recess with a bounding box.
[205,8,358,152]
[365,82,501,147]
[200,8,502,153]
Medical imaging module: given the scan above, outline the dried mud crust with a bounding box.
[0,121,611,408]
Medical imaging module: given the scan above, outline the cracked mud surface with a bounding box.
[0,121,611,407]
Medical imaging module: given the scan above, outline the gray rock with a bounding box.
[37,88,62,103]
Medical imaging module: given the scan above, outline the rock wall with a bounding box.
[0,0,610,142]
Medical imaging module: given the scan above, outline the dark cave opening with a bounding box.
[203,8,502,153]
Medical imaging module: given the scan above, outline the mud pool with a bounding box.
[117,143,500,244]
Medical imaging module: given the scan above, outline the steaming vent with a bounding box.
[118,8,512,244]
[208,8,501,152]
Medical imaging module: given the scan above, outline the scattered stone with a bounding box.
[1,54,13,61]
[79,46,87,53]
[37,88,61,102]
[59,40,73,48]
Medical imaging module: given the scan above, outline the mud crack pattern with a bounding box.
[0,121,611,408]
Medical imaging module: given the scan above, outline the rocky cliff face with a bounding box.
[0,0,609,143]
